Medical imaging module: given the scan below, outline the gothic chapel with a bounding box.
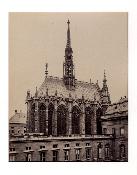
[26,20,111,137]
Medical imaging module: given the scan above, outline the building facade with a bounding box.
[9,110,26,136]
[101,96,128,161]
[9,20,128,162]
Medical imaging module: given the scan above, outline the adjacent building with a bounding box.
[9,110,26,136]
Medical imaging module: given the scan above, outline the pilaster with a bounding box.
[45,100,49,136]
[92,103,98,135]
[34,99,39,133]
[68,99,73,136]
[80,102,85,136]
[52,99,57,136]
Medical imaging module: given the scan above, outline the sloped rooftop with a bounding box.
[9,110,26,124]
[38,76,101,101]
[101,97,128,120]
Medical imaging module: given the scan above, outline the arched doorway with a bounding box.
[39,103,46,133]
[48,103,54,136]
[96,108,103,134]
[85,107,93,135]
[57,105,67,136]
[72,106,81,135]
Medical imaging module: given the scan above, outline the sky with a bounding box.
[9,12,128,117]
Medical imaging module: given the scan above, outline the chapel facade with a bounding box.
[26,20,111,137]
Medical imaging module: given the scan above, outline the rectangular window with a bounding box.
[40,152,46,161]
[76,143,79,147]
[98,147,102,159]
[103,128,107,134]
[86,143,90,146]
[105,147,109,158]
[26,147,31,150]
[11,127,14,134]
[75,149,80,160]
[10,148,15,152]
[40,145,45,149]
[26,153,32,161]
[120,127,125,136]
[64,150,69,161]
[9,155,15,161]
[86,148,91,160]
[53,144,58,148]
[112,128,115,135]
[53,150,58,161]
[65,144,69,147]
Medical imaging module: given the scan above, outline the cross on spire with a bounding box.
[67,19,70,25]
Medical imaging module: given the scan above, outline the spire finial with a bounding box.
[66,19,71,48]
[45,63,48,77]
[35,86,38,97]
[67,19,70,26]
[104,69,106,80]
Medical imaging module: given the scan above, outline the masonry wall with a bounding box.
[101,118,128,161]
[9,136,114,162]
[9,123,26,136]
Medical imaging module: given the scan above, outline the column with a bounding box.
[92,104,97,135]
[26,100,31,133]
[68,100,72,136]
[80,103,85,136]
[52,99,57,136]
[45,101,49,135]
[35,99,39,133]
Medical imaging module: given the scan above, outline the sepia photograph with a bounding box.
[9,12,128,162]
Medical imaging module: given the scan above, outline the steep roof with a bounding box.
[102,97,128,120]
[38,76,101,101]
[9,111,26,124]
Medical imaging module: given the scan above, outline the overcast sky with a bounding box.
[9,12,128,117]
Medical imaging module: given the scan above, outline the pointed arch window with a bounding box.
[57,105,67,136]
[39,104,46,133]
[85,107,93,135]
[96,108,103,135]
[48,103,54,136]
[30,104,35,132]
[72,106,81,135]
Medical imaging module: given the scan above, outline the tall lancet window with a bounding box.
[30,104,35,132]
[48,103,54,136]
[85,107,93,135]
[39,104,46,133]
[57,105,67,136]
[96,108,103,135]
[72,106,81,135]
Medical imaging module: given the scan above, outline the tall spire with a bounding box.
[101,70,111,104]
[63,20,75,89]
[66,19,71,48]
